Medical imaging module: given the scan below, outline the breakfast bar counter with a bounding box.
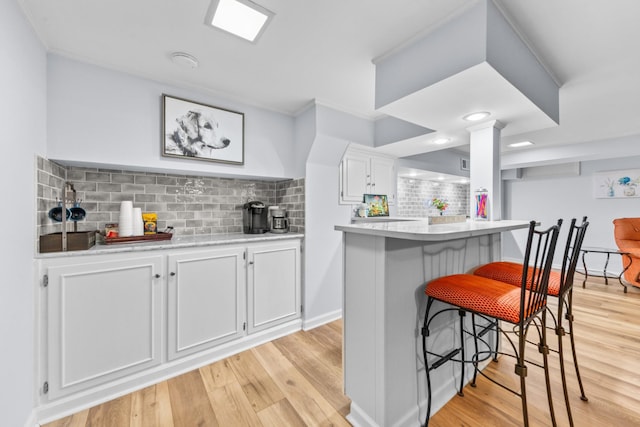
[335,219,530,427]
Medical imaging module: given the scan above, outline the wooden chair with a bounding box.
[473,217,589,426]
[421,220,561,427]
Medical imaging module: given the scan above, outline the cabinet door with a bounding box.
[167,247,245,360]
[341,152,370,203]
[46,256,163,400]
[247,241,301,333]
[371,156,396,204]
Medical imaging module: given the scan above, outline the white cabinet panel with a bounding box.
[46,256,163,399]
[371,156,396,204]
[247,241,301,333]
[341,152,370,203]
[167,247,245,360]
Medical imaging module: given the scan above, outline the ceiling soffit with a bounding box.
[374,0,559,145]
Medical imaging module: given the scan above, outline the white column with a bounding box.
[468,120,504,221]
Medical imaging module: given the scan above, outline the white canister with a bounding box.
[132,207,144,236]
[118,201,134,237]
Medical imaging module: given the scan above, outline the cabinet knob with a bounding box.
[249,261,254,265]
[170,272,176,276]
[154,274,161,279]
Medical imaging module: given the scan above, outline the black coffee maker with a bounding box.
[243,201,269,234]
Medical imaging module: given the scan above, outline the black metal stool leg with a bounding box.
[566,291,588,402]
[422,299,469,426]
[421,297,435,427]
[540,311,558,427]
[457,309,466,397]
[556,297,575,426]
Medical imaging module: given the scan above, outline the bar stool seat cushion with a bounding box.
[426,274,532,324]
[473,261,561,297]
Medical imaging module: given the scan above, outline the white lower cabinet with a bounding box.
[167,247,245,360]
[39,237,301,410]
[45,255,164,400]
[247,241,301,333]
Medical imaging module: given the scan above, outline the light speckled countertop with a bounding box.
[336,219,531,241]
[36,232,304,258]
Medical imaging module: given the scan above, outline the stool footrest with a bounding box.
[431,348,461,371]
[477,320,497,338]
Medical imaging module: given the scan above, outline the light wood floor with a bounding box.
[44,277,640,427]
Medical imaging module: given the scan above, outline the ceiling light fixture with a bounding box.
[508,141,534,148]
[205,0,274,43]
[432,137,450,145]
[170,52,199,69]
[463,111,490,122]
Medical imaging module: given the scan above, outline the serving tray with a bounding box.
[104,232,173,245]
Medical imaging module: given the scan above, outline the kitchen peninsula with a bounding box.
[335,219,530,427]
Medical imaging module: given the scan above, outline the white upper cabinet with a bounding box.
[339,146,396,205]
[370,156,396,202]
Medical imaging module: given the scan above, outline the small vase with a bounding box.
[439,211,443,216]
[624,186,636,197]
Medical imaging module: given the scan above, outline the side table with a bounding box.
[578,246,632,293]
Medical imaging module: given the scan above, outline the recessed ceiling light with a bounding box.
[170,52,199,69]
[432,137,450,145]
[205,0,274,43]
[508,141,534,148]
[463,111,490,122]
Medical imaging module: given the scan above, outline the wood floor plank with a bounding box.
[199,358,237,392]
[251,342,337,426]
[86,394,132,427]
[228,349,285,412]
[205,382,264,427]
[256,399,306,427]
[129,385,160,427]
[167,369,218,427]
[153,380,174,427]
[272,332,350,415]
[43,409,90,427]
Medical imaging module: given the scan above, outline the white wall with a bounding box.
[1,1,47,425]
[47,55,296,180]
[503,153,640,274]
[302,105,374,328]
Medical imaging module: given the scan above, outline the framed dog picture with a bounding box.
[162,94,244,165]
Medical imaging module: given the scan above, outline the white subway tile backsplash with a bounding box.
[397,176,469,217]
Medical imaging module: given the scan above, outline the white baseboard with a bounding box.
[24,410,38,427]
[302,309,342,331]
[346,401,380,427]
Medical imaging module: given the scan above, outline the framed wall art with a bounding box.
[162,94,244,165]
[594,169,640,198]
[363,194,389,217]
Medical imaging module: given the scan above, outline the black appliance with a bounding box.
[243,201,269,234]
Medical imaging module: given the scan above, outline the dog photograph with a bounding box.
[162,94,244,165]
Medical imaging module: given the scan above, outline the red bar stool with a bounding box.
[421,220,562,427]
[472,217,589,426]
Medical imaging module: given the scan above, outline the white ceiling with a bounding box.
[18,0,640,158]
